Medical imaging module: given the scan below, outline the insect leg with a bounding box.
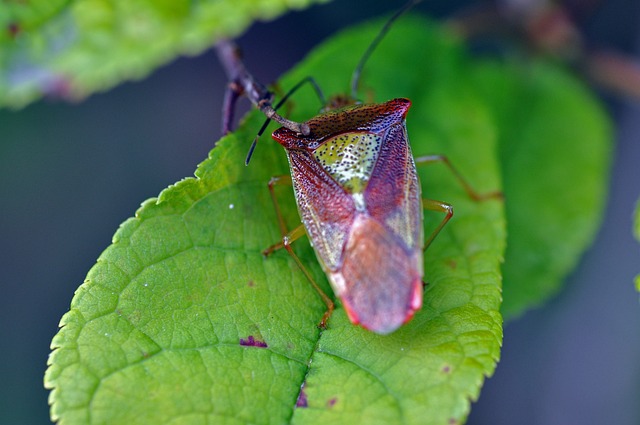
[267,175,293,236]
[262,223,306,257]
[414,155,503,201]
[264,174,335,328]
[222,80,243,135]
[422,199,454,251]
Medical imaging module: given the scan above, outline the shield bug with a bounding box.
[217,2,500,334]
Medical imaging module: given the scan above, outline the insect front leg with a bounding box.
[222,80,243,135]
[262,223,306,257]
[263,175,335,329]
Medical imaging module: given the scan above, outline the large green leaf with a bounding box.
[0,0,331,108]
[472,60,612,320]
[45,17,506,425]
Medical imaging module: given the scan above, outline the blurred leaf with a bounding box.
[45,17,506,425]
[0,0,331,108]
[472,60,612,320]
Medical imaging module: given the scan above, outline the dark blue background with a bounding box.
[1,1,639,423]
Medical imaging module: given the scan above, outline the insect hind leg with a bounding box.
[416,154,501,250]
[415,154,503,201]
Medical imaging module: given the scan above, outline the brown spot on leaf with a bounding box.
[239,335,267,348]
[296,388,308,408]
[7,22,20,38]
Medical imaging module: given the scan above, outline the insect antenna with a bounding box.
[245,76,326,165]
[350,0,422,100]
[216,40,311,144]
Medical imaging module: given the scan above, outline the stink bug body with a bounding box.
[216,1,499,334]
[269,99,423,334]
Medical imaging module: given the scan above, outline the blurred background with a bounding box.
[1,0,639,423]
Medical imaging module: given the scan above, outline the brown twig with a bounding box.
[215,39,310,136]
[447,1,640,100]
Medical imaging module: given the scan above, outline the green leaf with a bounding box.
[45,17,505,425]
[471,60,612,320]
[0,0,331,108]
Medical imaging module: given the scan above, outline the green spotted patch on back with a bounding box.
[313,132,382,193]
